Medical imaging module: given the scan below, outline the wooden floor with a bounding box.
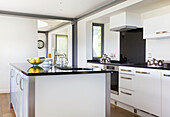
[0,93,140,117]
[0,94,15,117]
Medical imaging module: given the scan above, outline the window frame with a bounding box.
[56,34,68,56]
[92,23,104,60]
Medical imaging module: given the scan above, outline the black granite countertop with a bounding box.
[87,60,135,66]
[87,60,170,70]
[10,63,112,76]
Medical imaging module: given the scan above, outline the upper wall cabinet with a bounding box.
[143,13,170,39]
[110,12,141,31]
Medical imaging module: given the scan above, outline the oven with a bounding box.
[104,65,119,95]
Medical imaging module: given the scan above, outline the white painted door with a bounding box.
[134,68,161,116]
[162,70,170,117]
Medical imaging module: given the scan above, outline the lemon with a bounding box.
[29,58,33,61]
[29,59,36,64]
[40,59,43,63]
[34,57,40,61]
[29,68,35,73]
[35,59,41,64]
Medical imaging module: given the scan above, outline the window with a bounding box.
[92,23,104,59]
[56,35,68,56]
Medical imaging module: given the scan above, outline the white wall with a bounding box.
[141,5,170,61]
[48,24,72,66]
[104,23,120,60]
[0,15,38,93]
[85,22,120,61]
[38,33,46,57]
[78,0,142,67]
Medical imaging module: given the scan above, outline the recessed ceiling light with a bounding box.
[37,20,48,28]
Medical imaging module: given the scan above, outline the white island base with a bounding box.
[35,74,110,117]
[10,66,110,117]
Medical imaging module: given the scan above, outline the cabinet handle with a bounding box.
[20,77,23,91]
[164,74,170,77]
[16,74,19,85]
[120,91,132,96]
[92,66,99,68]
[120,69,132,72]
[156,31,170,34]
[120,76,132,80]
[136,71,150,74]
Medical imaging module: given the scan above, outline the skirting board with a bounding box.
[0,89,10,93]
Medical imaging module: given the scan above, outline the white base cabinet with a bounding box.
[115,66,162,117]
[134,68,161,116]
[162,70,170,117]
[10,66,29,117]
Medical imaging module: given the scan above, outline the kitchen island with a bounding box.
[10,63,111,117]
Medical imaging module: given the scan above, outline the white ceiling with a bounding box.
[91,0,170,24]
[0,0,115,18]
[38,19,70,31]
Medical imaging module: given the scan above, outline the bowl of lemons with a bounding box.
[28,66,44,73]
[27,57,44,66]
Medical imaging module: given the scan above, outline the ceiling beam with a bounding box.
[76,0,126,20]
[0,10,75,21]
[48,22,71,32]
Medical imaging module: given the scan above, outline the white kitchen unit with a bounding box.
[10,66,30,117]
[161,70,170,117]
[10,63,111,117]
[134,68,161,116]
[111,66,162,117]
[143,13,170,39]
[119,66,135,107]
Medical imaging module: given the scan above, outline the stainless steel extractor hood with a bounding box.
[110,25,137,31]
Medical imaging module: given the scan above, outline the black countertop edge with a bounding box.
[87,60,122,64]
[25,71,111,76]
[10,63,112,76]
[87,60,170,70]
[123,64,170,70]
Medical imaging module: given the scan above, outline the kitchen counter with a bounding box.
[87,60,170,70]
[10,63,111,117]
[10,63,111,76]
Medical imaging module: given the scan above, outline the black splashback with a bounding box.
[120,28,145,63]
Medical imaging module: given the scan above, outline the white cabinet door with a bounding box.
[162,71,170,117]
[134,68,161,116]
[13,69,21,117]
[144,13,170,39]
[14,69,20,117]
[10,67,15,107]
[18,73,24,117]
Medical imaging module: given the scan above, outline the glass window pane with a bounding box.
[93,25,102,58]
[56,35,68,56]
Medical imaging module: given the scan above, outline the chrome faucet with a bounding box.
[53,48,68,66]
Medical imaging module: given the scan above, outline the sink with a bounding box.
[57,67,92,70]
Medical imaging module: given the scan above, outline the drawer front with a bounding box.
[87,63,104,69]
[119,74,134,91]
[119,88,134,107]
[162,70,170,78]
[119,66,134,74]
